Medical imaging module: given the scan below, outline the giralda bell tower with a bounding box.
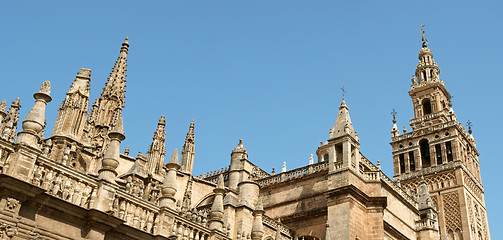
[389,28,491,240]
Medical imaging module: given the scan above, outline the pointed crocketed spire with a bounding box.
[98,117,125,183]
[146,115,167,175]
[168,148,179,165]
[0,98,21,142]
[17,81,52,149]
[329,98,357,140]
[85,38,129,148]
[417,177,436,211]
[209,174,226,231]
[52,68,91,139]
[251,199,265,240]
[181,119,196,173]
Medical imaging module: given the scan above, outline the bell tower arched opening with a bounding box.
[419,139,431,168]
[422,99,432,115]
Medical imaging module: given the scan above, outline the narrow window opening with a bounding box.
[409,151,415,171]
[420,139,431,168]
[435,144,442,164]
[323,154,329,162]
[399,154,406,174]
[446,142,453,162]
[422,99,432,115]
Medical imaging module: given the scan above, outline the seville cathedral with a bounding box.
[0,33,491,240]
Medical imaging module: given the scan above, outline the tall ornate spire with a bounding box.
[52,68,91,139]
[17,81,52,149]
[329,98,357,140]
[85,38,129,149]
[145,115,166,175]
[180,120,195,174]
[0,98,21,142]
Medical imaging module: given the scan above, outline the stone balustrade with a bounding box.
[31,156,99,209]
[409,109,449,125]
[257,161,329,188]
[113,190,160,233]
[262,214,294,238]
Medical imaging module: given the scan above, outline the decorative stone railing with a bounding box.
[362,171,380,182]
[257,161,329,188]
[112,189,160,233]
[397,161,461,182]
[31,156,99,209]
[262,214,294,238]
[168,211,215,240]
[380,173,418,208]
[202,171,229,184]
[409,109,449,125]
[196,167,228,179]
[392,120,458,142]
[360,156,418,208]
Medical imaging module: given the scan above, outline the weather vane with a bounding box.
[467,120,473,134]
[420,25,428,47]
[341,86,347,98]
[391,109,397,123]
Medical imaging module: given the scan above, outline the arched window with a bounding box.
[422,99,432,115]
[420,139,431,168]
[323,154,329,162]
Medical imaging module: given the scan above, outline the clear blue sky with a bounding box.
[1,0,501,236]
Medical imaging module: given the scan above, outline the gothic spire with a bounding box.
[329,98,357,140]
[85,38,129,148]
[0,98,21,142]
[146,115,167,175]
[52,68,91,139]
[180,119,195,174]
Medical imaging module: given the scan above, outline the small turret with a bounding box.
[159,149,180,209]
[251,199,265,240]
[180,120,195,174]
[17,81,52,149]
[98,117,125,183]
[327,98,360,172]
[228,138,247,191]
[209,174,226,231]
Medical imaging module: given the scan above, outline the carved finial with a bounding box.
[0,100,6,113]
[124,145,130,155]
[403,126,407,133]
[38,81,51,96]
[467,120,473,134]
[391,109,397,124]
[309,153,314,165]
[282,162,286,173]
[420,25,428,47]
[377,159,381,170]
[238,138,243,148]
[158,115,166,126]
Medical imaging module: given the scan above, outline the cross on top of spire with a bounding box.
[341,86,347,99]
[391,109,397,124]
[467,120,473,134]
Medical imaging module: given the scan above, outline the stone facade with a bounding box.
[0,35,491,240]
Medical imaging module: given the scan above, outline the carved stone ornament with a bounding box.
[0,223,18,240]
[4,198,19,212]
